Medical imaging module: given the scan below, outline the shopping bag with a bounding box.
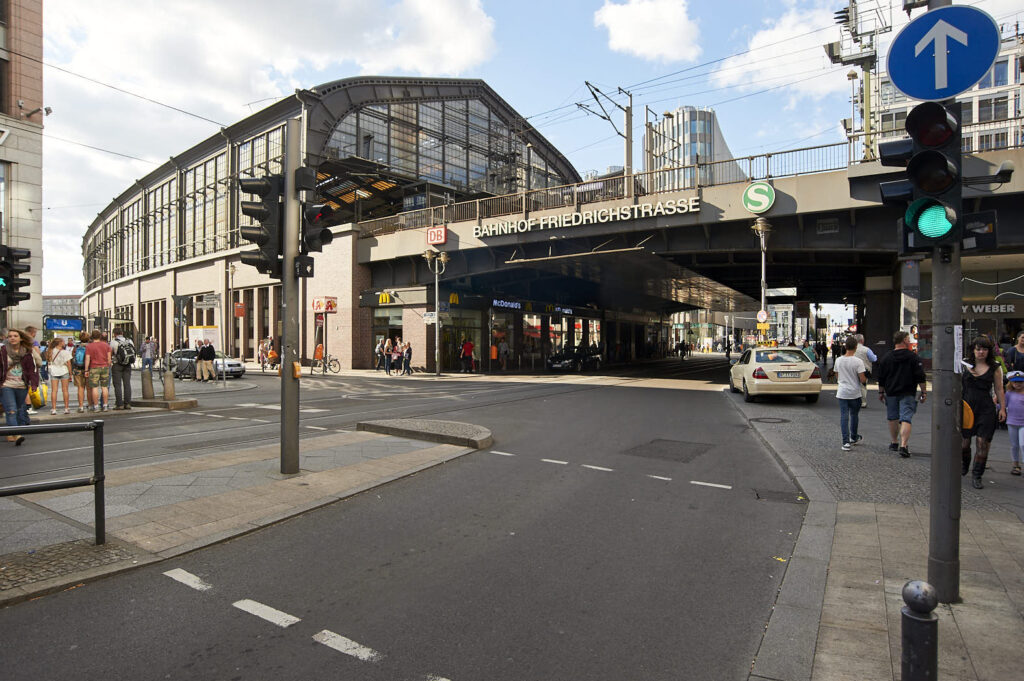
[29,383,48,408]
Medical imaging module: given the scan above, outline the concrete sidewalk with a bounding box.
[0,419,491,606]
[737,384,1024,681]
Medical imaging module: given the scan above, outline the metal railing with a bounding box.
[0,420,106,545]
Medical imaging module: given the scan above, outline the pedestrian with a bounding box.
[1,328,39,445]
[84,329,112,412]
[460,337,474,373]
[403,342,413,376]
[830,339,842,368]
[961,336,1006,489]
[375,338,385,371]
[383,337,393,375]
[800,340,816,363]
[72,331,91,412]
[23,325,42,415]
[835,335,866,451]
[1003,331,1024,374]
[392,337,403,375]
[198,339,216,382]
[876,330,927,458]
[47,337,72,415]
[1005,371,1024,477]
[853,334,877,408]
[140,335,158,371]
[499,337,510,370]
[110,327,136,409]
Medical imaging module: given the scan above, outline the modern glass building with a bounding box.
[642,106,742,190]
[80,77,579,365]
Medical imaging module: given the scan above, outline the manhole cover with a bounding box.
[622,439,711,463]
[750,417,790,424]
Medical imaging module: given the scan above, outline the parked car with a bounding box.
[169,349,245,379]
[546,346,602,372]
[729,346,821,403]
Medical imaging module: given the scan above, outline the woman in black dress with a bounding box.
[962,336,1006,489]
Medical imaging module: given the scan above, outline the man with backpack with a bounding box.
[71,331,91,412]
[110,327,136,410]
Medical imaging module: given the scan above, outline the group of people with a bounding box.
[191,339,218,381]
[0,326,144,446]
[375,337,413,376]
[832,328,1024,489]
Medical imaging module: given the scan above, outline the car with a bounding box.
[169,349,245,379]
[729,346,821,403]
[546,346,602,372]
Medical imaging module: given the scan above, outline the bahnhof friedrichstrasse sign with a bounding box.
[473,197,701,238]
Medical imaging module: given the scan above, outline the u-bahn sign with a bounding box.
[473,197,700,238]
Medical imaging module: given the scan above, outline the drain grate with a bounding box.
[750,417,791,424]
[753,489,808,504]
[621,439,711,464]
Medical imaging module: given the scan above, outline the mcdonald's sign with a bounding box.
[448,292,460,305]
[378,292,392,304]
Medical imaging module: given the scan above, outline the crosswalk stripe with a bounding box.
[232,599,301,628]
[163,568,212,591]
[312,630,382,662]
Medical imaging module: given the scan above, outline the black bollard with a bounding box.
[901,580,938,681]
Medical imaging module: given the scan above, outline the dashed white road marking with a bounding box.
[541,458,568,465]
[163,568,212,591]
[228,416,247,421]
[425,676,453,681]
[232,599,301,628]
[647,474,673,481]
[491,450,516,457]
[206,414,225,418]
[305,425,328,431]
[312,630,382,662]
[251,418,272,423]
[581,464,614,472]
[690,480,732,490]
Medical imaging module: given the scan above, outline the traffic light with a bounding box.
[302,202,335,253]
[238,175,283,278]
[879,101,962,248]
[0,245,31,309]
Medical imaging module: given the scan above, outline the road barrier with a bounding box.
[900,579,938,681]
[0,420,106,545]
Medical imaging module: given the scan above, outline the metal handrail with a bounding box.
[0,420,106,545]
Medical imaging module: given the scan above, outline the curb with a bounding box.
[723,389,835,681]
[357,419,494,449]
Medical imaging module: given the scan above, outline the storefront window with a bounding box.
[549,316,565,354]
[523,314,542,369]
[491,312,514,371]
[373,310,403,351]
[441,309,482,372]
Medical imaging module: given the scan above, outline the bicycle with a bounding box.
[310,353,341,374]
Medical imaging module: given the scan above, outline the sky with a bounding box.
[40,0,1024,294]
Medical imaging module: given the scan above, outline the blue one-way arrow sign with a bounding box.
[887,5,1000,101]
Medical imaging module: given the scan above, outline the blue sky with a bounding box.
[40,0,1022,294]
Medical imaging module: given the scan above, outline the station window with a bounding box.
[978,96,1008,122]
[978,59,1008,89]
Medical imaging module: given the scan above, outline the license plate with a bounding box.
[777,371,801,378]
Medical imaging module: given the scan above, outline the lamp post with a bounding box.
[751,217,772,341]
[423,250,449,376]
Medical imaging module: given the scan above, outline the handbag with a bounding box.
[29,383,48,408]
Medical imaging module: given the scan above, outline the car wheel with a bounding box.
[805,394,819,404]
[743,379,756,403]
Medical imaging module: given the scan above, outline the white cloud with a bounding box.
[710,2,845,101]
[594,0,701,63]
[41,0,497,293]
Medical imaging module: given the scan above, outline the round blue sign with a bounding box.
[887,6,1000,102]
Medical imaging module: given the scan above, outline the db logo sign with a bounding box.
[427,225,447,245]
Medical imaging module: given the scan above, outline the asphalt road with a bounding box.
[1,356,806,680]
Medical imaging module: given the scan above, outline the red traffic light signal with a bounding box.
[302,202,335,253]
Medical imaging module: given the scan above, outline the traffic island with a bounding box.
[357,419,493,449]
[130,398,198,410]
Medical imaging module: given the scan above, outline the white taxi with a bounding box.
[729,346,822,403]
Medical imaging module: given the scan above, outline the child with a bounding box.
[1006,371,1024,476]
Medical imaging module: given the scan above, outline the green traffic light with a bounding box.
[916,203,954,238]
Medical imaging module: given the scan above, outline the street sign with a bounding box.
[742,182,775,214]
[422,312,437,324]
[44,316,85,332]
[194,299,218,310]
[757,322,771,331]
[756,310,769,324]
[887,5,1000,101]
[312,296,338,314]
[234,302,246,318]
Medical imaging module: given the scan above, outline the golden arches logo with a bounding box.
[378,292,392,304]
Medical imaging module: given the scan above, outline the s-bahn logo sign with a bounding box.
[473,197,701,238]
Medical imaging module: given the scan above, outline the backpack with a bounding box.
[115,339,137,366]
[73,344,87,367]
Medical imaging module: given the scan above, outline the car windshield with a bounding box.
[755,350,808,363]
[177,350,197,359]
[215,351,226,359]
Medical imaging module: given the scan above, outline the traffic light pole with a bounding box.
[281,118,301,475]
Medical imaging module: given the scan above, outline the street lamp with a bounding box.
[751,217,772,341]
[423,250,449,376]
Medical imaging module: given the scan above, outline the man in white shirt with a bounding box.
[853,333,877,408]
[835,335,868,450]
